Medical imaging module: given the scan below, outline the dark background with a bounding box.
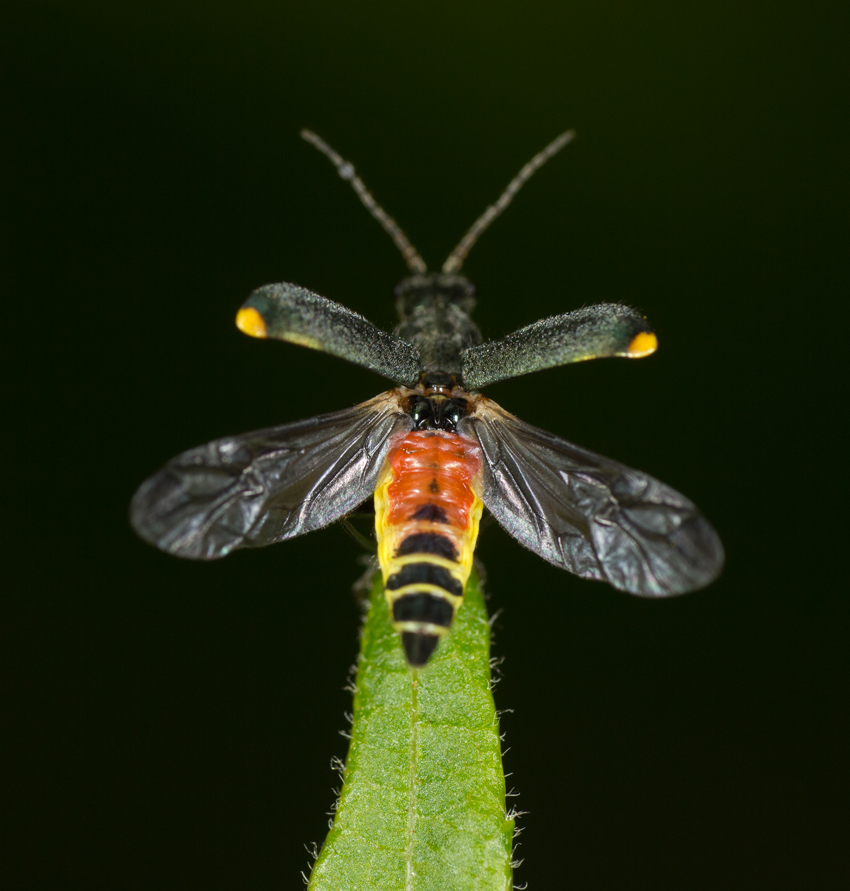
[3,2,847,888]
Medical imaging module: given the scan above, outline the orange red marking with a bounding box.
[374,429,484,657]
[384,431,480,531]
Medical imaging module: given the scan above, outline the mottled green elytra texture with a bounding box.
[308,570,514,891]
[243,283,421,386]
[461,302,653,390]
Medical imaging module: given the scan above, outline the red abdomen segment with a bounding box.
[374,430,484,666]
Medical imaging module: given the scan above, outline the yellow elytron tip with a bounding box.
[627,331,658,358]
[236,307,267,338]
[281,332,322,351]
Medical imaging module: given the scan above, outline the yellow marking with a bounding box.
[235,307,267,338]
[390,554,463,574]
[281,332,323,350]
[394,622,450,637]
[465,495,484,577]
[626,331,657,358]
[373,465,396,576]
[385,583,463,602]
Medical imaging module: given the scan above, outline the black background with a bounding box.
[3,2,847,889]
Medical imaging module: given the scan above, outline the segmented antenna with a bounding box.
[442,130,576,274]
[300,130,428,275]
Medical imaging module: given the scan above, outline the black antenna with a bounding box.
[442,130,576,274]
[301,130,428,275]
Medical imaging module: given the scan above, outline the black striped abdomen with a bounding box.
[374,431,483,666]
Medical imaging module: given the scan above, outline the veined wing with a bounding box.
[458,396,724,596]
[130,391,412,560]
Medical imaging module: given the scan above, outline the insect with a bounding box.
[131,130,724,667]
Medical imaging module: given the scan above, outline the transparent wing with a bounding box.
[130,391,412,560]
[458,397,724,596]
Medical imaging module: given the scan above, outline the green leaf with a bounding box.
[308,569,514,891]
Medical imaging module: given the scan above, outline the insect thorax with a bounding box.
[401,374,472,432]
[394,273,482,374]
